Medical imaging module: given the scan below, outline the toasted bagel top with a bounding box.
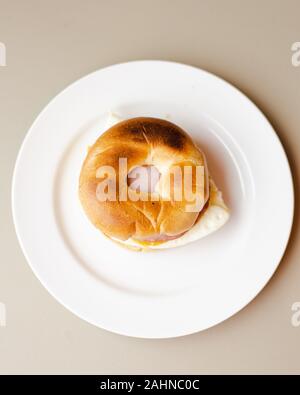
[79,117,209,242]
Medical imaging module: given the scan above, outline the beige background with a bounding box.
[0,0,299,374]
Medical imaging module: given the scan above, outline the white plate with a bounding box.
[12,61,294,338]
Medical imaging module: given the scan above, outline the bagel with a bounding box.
[79,113,229,250]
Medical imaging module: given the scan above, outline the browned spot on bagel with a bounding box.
[119,118,185,150]
[158,127,184,150]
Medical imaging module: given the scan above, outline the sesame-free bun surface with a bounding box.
[116,177,230,251]
[79,117,209,242]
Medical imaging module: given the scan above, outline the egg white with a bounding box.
[105,112,230,250]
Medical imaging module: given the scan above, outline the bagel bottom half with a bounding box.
[101,113,229,251]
